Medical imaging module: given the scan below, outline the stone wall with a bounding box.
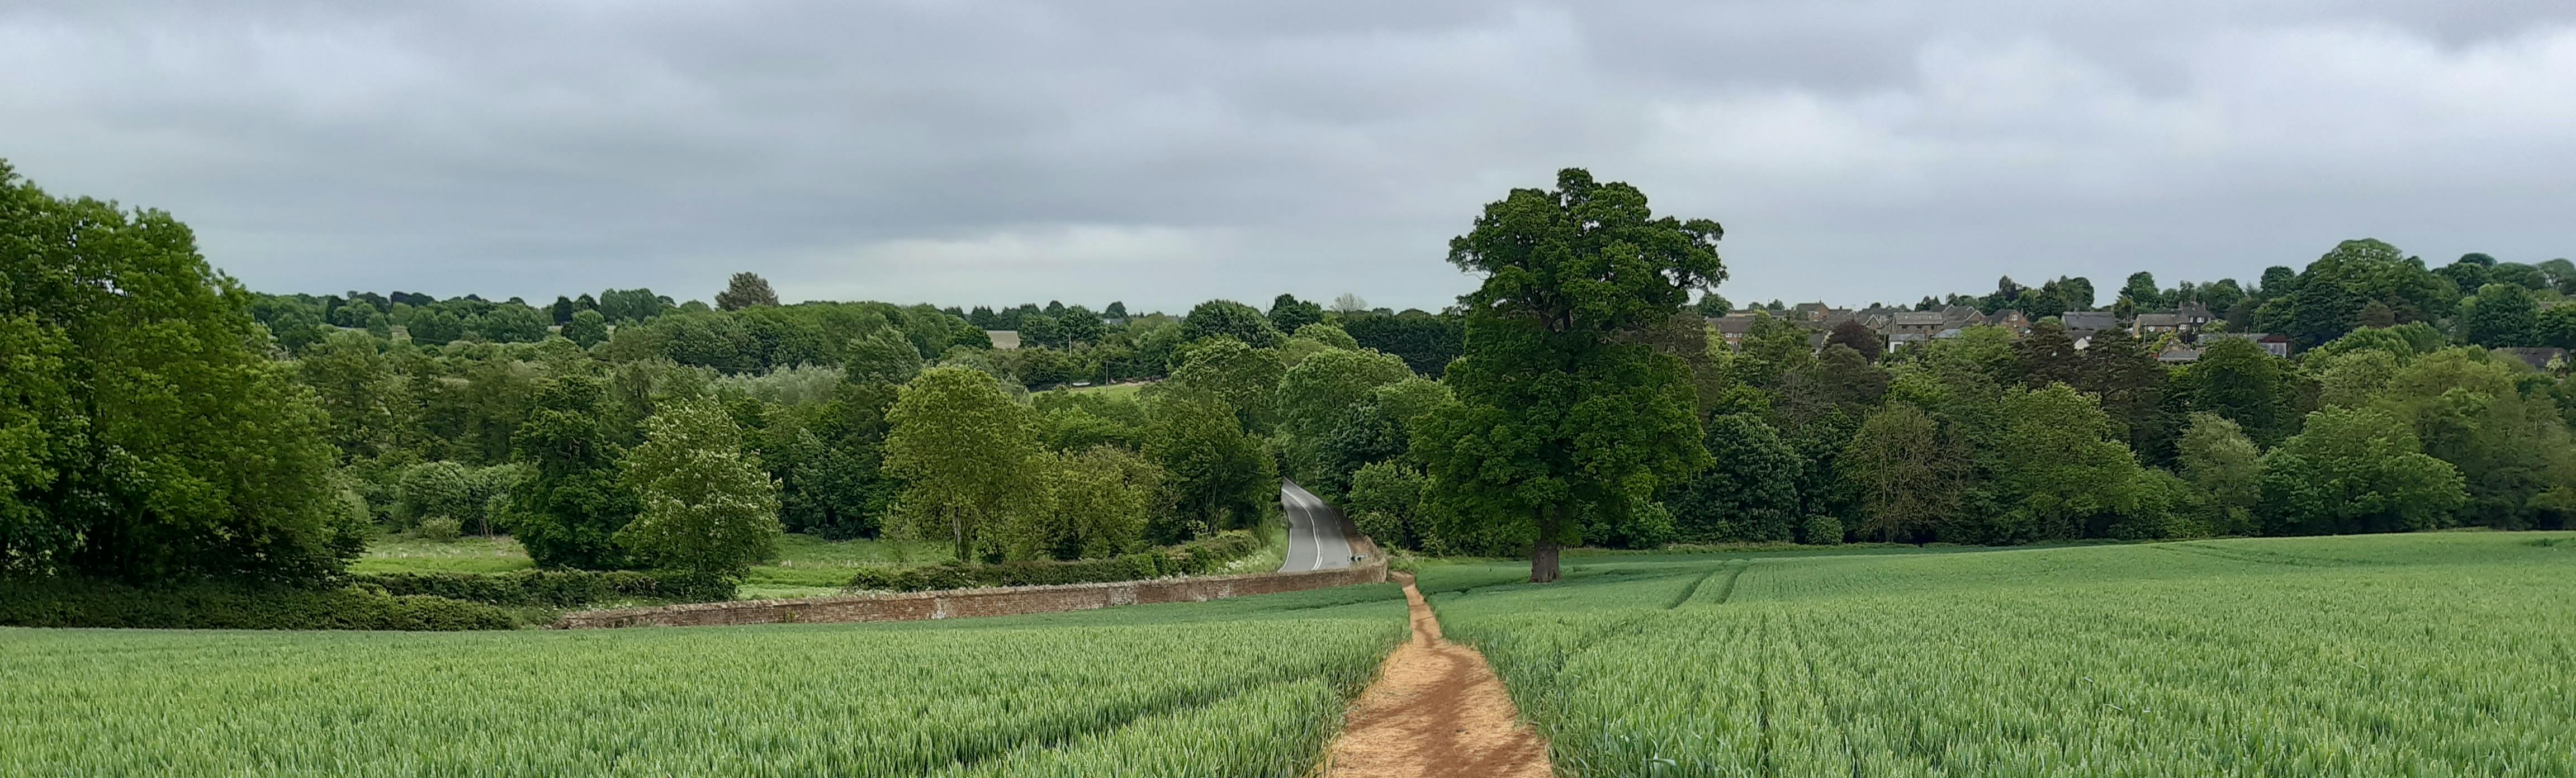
[555,560,1389,629]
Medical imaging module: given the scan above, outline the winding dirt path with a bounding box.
[1323,572,1552,778]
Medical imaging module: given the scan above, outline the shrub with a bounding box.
[847,531,1265,592]
[351,570,736,607]
[0,578,516,630]
[414,516,463,542]
[1801,515,1845,545]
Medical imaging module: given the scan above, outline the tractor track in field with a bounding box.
[1323,572,1551,778]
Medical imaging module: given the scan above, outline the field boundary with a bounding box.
[556,558,1388,628]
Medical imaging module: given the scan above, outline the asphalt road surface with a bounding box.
[1278,480,1357,572]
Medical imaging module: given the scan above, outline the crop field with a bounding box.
[0,584,1408,777]
[1423,532,2576,777]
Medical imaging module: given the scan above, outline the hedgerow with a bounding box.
[847,531,1262,592]
[351,569,736,606]
[0,577,515,630]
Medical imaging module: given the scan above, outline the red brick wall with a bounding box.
[555,561,1389,629]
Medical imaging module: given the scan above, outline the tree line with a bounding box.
[11,156,2567,591]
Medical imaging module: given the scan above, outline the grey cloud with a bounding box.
[3,1,2572,312]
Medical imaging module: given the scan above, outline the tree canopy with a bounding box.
[1415,168,1723,581]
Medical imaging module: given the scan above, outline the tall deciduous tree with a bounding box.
[2175,412,2263,536]
[297,330,412,462]
[1180,300,1284,348]
[1665,414,1803,543]
[2258,406,2464,534]
[844,329,926,385]
[884,367,1036,561]
[716,272,780,311]
[1413,169,1721,581]
[1145,388,1275,539]
[1010,445,1162,561]
[1168,336,1285,434]
[1841,402,1961,542]
[616,397,783,577]
[1275,347,1412,482]
[561,309,611,348]
[1267,293,1326,334]
[1,162,359,583]
[2460,282,2539,347]
[509,374,639,569]
[2176,336,2302,446]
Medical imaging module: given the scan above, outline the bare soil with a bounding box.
[1323,572,1552,778]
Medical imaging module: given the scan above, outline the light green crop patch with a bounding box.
[1423,532,2576,777]
[0,584,1407,777]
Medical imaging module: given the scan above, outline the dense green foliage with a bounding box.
[0,577,514,630]
[1,162,361,585]
[845,530,1263,591]
[350,568,735,607]
[0,584,1409,776]
[1418,168,1723,580]
[1424,532,2576,776]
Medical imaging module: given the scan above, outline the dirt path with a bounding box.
[1323,572,1552,778]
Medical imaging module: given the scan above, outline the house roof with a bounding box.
[2135,313,2186,326]
[2061,311,2115,332]
[2496,347,2566,371]
[1892,311,1948,326]
[1710,316,1760,334]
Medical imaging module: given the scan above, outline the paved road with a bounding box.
[1279,480,1357,572]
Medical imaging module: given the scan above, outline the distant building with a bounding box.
[2496,347,2568,372]
[1710,314,1761,350]
[2132,312,2189,339]
[2157,341,2203,363]
[2061,311,2116,338]
[1988,310,2033,335]
[986,330,1022,350]
[1789,302,1831,322]
[1887,311,1948,338]
[2200,331,2290,358]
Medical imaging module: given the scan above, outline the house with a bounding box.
[1885,332,1930,350]
[1789,302,1831,322]
[1940,305,1987,326]
[2496,347,2568,372]
[2157,341,2203,363]
[2179,302,2214,326]
[1988,309,2032,335]
[1887,311,1948,337]
[1710,314,1762,349]
[2061,311,2116,338]
[2200,331,2291,358]
[2132,312,2189,339]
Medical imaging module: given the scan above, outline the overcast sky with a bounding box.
[6,2,2573,312]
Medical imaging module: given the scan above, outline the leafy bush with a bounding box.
[351,570,736,607]
[414,516,463,542]
[847,531,1263,592]
[0,578,515,630]
[1801,515,1845,545]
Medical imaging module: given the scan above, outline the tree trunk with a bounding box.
[953,509,969,564]
[1530,541,1561,583]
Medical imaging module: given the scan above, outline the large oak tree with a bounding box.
[1413,169,1722,582]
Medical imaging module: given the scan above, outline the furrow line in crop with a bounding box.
[1664,562,1730,609]
[1779,612,1863,778]
[1756,610,1777,778]
[1710,559,1751,605]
